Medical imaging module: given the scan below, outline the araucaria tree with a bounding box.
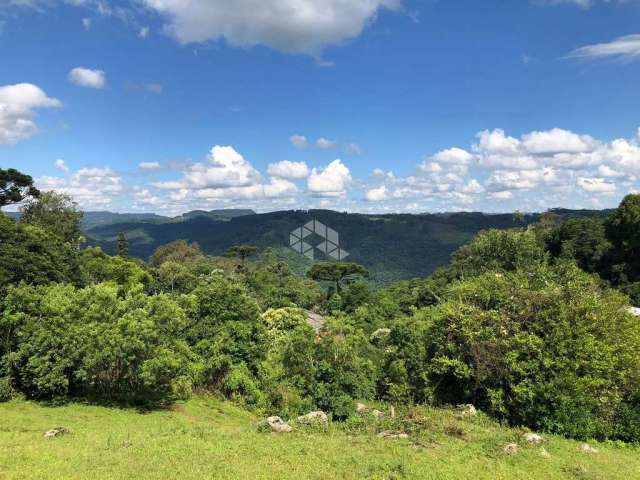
[0,168,40,208]
[308,262,369,293]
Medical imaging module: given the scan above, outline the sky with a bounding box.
[1,0,639,215]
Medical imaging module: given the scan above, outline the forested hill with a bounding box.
[85,208,612,284]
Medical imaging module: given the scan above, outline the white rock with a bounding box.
[503,443,519,455]
[43,427,69,439]
[297,411,328,425]
[356,403,369,413]
[262,416,292,433]
[628,307,640,317]
[522,432,544,444]
[580,443,598,454]
[371,409,385,419]
[457,404,478,416]
[378,430,409,439]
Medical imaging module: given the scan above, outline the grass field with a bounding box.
[1,396,638,480]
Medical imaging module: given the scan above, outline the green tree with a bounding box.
[0,168,40,208]
[20,191,83,246]
[308,262,369,294]
[117,232,129,259]
[149,240,204,267]
[606,194,640,257]
[226,244,259,265]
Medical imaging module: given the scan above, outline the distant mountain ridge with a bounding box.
[83,208,613,284]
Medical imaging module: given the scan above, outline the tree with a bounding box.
[20,191,83,246]
[117,232,129,259]
[0,168,40,208]
[307,262,369,293]
[606,194,640,257]
[149,240,204,266]
[512,210,525,224]
[226,244,258,265]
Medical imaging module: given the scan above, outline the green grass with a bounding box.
[1,396,638,480]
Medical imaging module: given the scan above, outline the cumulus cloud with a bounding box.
[290,134,309,149]
[139,161,162,169]
[267,160,310,179]
[0,83,61,144]
[308,159,352,197]
[316,137,337,150]
[568,34,640,62]
[430,147,474,165]
[152,145,298,201]
[37,167,123,208]
[55,159,69,172]
[140,0,402,54]
[577,177,616,194]
[366,185,387,201]
[69,67,106,89]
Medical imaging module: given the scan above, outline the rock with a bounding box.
[356,403,369,413]
[378,430,409,440]
[628,307,640,317]
[580,443,598,454]
[43,427,69,439]
[371,409,385,419]
[296,411,328,426]
[522,432,544,444]
[260,416,292,433]
[457,404,477,416]
[389,406,396,419]
[540,448,551,459]
[503,443,519,455]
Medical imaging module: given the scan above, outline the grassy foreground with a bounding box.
[0,396,638,480]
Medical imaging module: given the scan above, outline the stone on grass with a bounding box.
[378,430,409,440]
[356,403,369,413]
[371,409,385,419]
[580,443,598,454]
[259,416,292,433]
[457,404,478,416]
[503,443,519,455]
[522,432,544,444]
[297,411,328,426]
[540,448,551,458]
[44,427,69,439]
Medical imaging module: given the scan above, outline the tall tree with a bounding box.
[0,168,40,208]
[20,191,83,246]
[149,240,204,266]
[606,194,640,256]
[226,244,258,266]
[117,232,129,259]
[308,261,369,293]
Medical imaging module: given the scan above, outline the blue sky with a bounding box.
[1,0,639,214]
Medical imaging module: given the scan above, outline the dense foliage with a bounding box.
[2,176,640,443]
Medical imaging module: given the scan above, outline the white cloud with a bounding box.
[346,143,362,155]
[487,170,544,190]
[82,17,92,30]
[140,0,402,54]
[55,159,69,172]
[568,34,640,62]
[430,147,474,165]
[488,190,514,200]
[290,134,308,149]
[267,160,310,179]
[0,83,61,144]
[366,185,387,201]
[37,167,123,208]
[69,67,106,89]
[577,176,616,194]
[139,161,162,169]
[316,137,337,149]
[308,159,352,197]
[139,26,150,38]
[461,179,484,194]
[521,128,597,154]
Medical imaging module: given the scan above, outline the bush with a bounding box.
[0,377,15,402]
[384,262,640,441]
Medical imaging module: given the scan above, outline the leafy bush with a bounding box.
[0,377,15,402]
[1,283,194,404]
[383,262,640,441]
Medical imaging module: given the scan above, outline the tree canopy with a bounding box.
[0,168,40,207]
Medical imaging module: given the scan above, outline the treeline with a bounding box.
[1,168,640,444]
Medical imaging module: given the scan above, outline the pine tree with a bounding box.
[117,232,129,259]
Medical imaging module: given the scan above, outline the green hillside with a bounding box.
[1,396,636,480]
